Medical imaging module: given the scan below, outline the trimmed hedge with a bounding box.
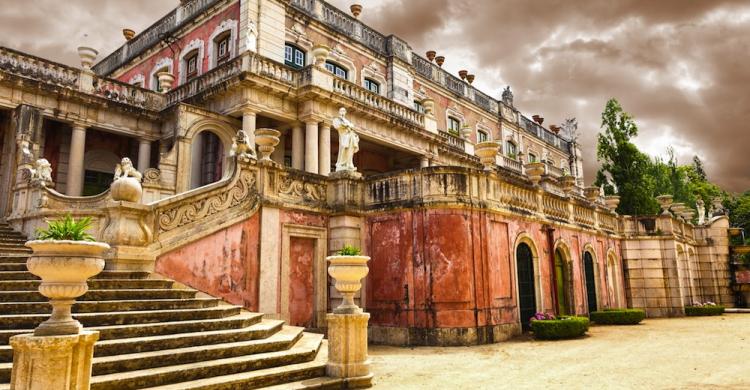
[530,316,590,340]
[685,305,725,316]
[590,309,646,325]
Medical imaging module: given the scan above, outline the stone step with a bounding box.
[92,326,305,376]
[0,311,263,345]
[0,297,221,315]
[0,288,198,303]
[0,305,243,330]
[0,263,25,271]
[89,332,323,390]
[0,256,28,264]
[141,338,329,390]
[0,278,175,291]
[0,270,150,281]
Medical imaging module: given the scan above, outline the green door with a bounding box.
[584,252,598,314]
[555,249,569,315]
[516,244,536,330]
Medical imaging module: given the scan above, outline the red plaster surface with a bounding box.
[366,208,626,331]
[289,237,315,327]
[737,270,750,284]
[155,214,260,310]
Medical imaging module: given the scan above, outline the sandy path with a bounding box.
[368,315,750,389]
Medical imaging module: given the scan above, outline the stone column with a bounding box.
[242,108,257,153]
[66,125,86,196]
[305,121,319,174]
[292,124,304,170]
[272,129,286,165]
[319,122,331,176]
[420,157,430,168]
[10,331,99,390]
[137,140,151,173]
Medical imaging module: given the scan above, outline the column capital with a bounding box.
[241,106,258,116]
[71,122,88,131]
[320,120,333,129]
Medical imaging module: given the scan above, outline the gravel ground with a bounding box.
[369,315,750,389]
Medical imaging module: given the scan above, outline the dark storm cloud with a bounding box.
[1,0,748,191]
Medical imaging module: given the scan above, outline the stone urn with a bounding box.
[122,28,136,41]
[350,4,362,18]
[524,162,546,186]
[110,177,142,203]
[421,98,435,116]
[583,186,600,202]
[77,46,98,70]
[157,71,175,93]
[559,174,577,195]
[671,202,686,217]
[656,194,674,215]
[25,240,110,336]
[460,125,472,140]
[426,51,437,62]
[435,56,445,67]
[311,44,331,67]
[255,128,280,163]
[474,141,499,171]
[327,255,370,314]
[604,195,621,212]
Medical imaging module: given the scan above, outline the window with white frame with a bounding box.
[184,50,200,81]
[325,61,348,79]
[284,44,306,69]
[214,32,231,65]
[528,153,538,163]
[364,78,380,94]
[506,141,518,158]
[477,130,489,143]
[414,100,425,113]
[448,116,461,135]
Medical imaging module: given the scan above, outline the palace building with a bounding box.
[0,0,734,360]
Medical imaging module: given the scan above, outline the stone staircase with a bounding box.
[0,222,345,389]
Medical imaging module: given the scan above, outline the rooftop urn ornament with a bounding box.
[604,195,621,212]
[502,85,514,106]
[111,157,143,203]
[656,194,674,215]
[311,43,331,67]
[255,128,281,163]
[157,71,175,93]
[332,107,360,174]
[459,70,468,80]
[475,141,499,171]
[584,186,600,202]
[77,46,98,70]
[435,55,445,67]
[421,98,435,116]
[671,202,686,219]
[532,115,544,125]
[466,74,475,85]
[122,28,135,41]
[550,125,561,134]
[682,209,696,223]
[426,51,437,62]
[460,124,472,140]
[559,174,577,195]
[524,162,546,186]
[350,4,363,18]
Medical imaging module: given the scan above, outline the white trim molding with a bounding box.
[128,73,145,87]
[178,39,205,85]
[149,57,174,91]
[208,19,239,70]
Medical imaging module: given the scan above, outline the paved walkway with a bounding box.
[369,315,750,389]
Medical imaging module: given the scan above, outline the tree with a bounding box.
[594,98,659,215]
[692,156,707,181]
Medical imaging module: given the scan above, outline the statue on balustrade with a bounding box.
[114,158,142,182]
[332,107,360,173]
[30,158,53,185]
[230,130,256,161]
[696,199,706,225]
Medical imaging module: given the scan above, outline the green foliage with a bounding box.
[590,309,645,325]
[337,245,361,256]
[530,316,589,340]
[726,191,750,233]
[35,214,95,242]
[684,305,725,316]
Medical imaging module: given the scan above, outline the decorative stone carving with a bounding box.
[584,186,600,202]
[327,255,370,314]
[25,240,110,336]
[255,128,280,163]
[230,130,257,161]
[279,177,325,202]
[332,107,360,173]
[502,85,514,106]
[30,158,53,185]
[696,199,706,225]
[111,158,143,203]
[559,174,577,195]
[474,141,499,171]
[246,21,258,52]
[311,44,331,67]
[143,168,161,185]
[524,162,546,186]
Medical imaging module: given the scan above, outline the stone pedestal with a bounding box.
[10,331,99,390]
[326,313,373,387]
[101,201,154,271]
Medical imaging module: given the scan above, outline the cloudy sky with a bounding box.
[1,0,748,191]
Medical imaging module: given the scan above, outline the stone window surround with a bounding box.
[128,73,145,87]
[280,224,328,328]
[284,42,307,68]
[512,232,544,315]
[476,122,493,142]
[445,107,465,134]
[148,57,174,91]
[208,19,238,71]
[553,238,576,314]
[178,39,205,85]
[360,64,386,97]
[327,49,357,83]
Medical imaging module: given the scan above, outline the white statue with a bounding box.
[332,107,360,172]
[696,199,706,225]
[246,21,258,52]
[230,130,256,160]
[31,158,53,183]
[114,157,142,182]
[541,147,549,163]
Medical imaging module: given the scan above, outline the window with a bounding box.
[284,44,306,69]
[364,78,380,94]
[506,141,517,158]
[185,51,199,81]
[215,32,231,65]
[528,153,537,163]
[448,116,461,135]
[325,61,348,79]
[477,130,489,143]
[414,100,425,113]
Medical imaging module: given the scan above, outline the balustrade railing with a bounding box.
[543,194,569,221]
[166,56,242,106]
[502,155,523,173]
[599,212,617,232]
[332,77,424,126]
[93,77,165,110]
[573,204,596,227]
[0,47,79,89]
[546,164,564,178]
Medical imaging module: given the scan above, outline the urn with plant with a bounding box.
[326,245,370,314]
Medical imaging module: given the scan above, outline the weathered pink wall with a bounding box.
[289,237,315,327]
[156,214,260,310]
[366,208,625,331]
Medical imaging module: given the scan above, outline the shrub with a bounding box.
[530,316,589,340]
[36,214,95,242]
[337,245,361,256]
[590,309,645,325]
[685,304,725,316]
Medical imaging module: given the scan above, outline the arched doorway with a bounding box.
[554,248,572,315]
[516,243,536,330]
[584,251,598,314]
[190,131,225,189]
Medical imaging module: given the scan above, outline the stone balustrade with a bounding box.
[166,55,244,106]
[330,77,424,126]
[93,76,165,110]
[0,47,79,88]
